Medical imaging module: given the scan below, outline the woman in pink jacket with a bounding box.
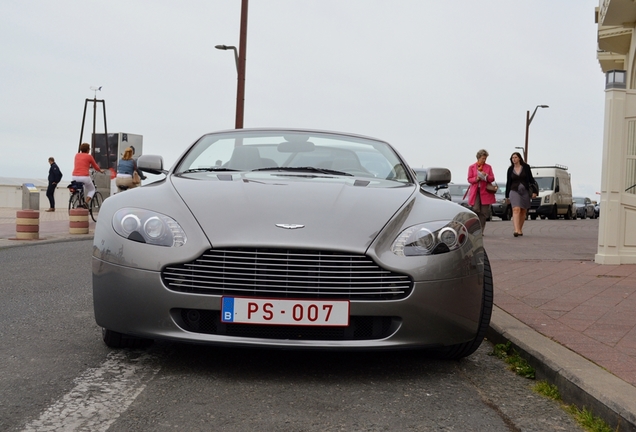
[467,149,497,231]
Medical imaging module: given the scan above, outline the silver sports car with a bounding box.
[92,128,492,359]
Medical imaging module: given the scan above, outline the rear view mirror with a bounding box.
[277,141,315,153]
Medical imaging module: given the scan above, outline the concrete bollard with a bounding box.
[69,208,89,234]
[16,210,40,240]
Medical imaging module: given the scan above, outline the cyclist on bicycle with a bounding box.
[72,143,103,206]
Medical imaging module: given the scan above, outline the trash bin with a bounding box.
[21,183,40,210]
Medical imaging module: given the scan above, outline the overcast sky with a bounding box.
[1,1,604,198]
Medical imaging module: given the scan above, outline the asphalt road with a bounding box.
[0,240,584,431]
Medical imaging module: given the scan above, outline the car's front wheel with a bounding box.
[429,251,493,360]
[102,328,152,349]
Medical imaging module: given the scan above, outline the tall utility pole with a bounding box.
[235,0,248,129]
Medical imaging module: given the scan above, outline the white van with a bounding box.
[528,165,573,220]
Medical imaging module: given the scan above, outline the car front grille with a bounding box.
[175,309,399,341]
[162,248,413,301]
[530,198,541,208]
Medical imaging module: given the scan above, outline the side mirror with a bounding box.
[422,167,451,186]
[555,185,560,193]
[138,155,167,175]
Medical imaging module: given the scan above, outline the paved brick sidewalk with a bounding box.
[483,218,636,388]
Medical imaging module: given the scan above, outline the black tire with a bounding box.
[68,192,82,214]
[548,204,558,220]
[102,328,152,349]
[582,211,587,220]
[429,251,494,360]
[531,215,537,220]
[90,192,103,222]
[565,206,573,220]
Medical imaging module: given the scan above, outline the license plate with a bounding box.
[221,297,350,326]
[528,209,536,213]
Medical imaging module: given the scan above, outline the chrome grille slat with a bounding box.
[187,263,388,273]
[161,248,413,300]
[165,271,407,283]
[165,278,408,290]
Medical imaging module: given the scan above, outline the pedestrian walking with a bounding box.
[505,151,537,237]
[467,149,497,230]
[46,157,63,212]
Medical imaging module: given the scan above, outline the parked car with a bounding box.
[412,167,451,200]
[594,202,600,218]
[447,183,471,209]
[490,189,512,220]
[92,128,492,360]
[573,196,595,219]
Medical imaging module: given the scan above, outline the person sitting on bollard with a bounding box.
[115,147,146,192]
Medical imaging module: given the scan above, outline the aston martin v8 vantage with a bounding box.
[92,129,492,359]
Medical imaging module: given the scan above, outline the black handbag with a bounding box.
[529,181,539,195]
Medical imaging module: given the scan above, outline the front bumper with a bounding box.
[528,204,553,216]
[92,257,485,349]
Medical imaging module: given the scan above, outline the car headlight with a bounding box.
[391,220,470,256]
[498,198,506,204]
[544,196,550,203]
[113,208,187,247]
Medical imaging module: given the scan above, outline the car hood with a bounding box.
[171,173,416,252]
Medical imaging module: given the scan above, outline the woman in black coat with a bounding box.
[505,152,537,237]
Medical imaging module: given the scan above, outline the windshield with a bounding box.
[535,177,554,191]
[174,130,412,182]
[573,197,587,204]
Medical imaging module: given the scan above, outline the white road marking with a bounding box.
[22,350,160,432]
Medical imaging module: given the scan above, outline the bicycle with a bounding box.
[67,180,103,222]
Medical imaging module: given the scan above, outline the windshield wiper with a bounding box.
[181,167,238,174]
[252,166,353,176]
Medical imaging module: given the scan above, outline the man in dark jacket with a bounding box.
[46,157,63,212]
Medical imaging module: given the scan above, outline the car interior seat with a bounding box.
[331,152,367,173]
[227,146,266,170]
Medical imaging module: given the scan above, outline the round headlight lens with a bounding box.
[438,227,457,248]
[413,228,436,252]
[144,216,164,239]
[120,214,141,234]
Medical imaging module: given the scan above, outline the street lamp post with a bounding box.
[215,45,238,72]
[524,105,549,163]
[215,0,248,129]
